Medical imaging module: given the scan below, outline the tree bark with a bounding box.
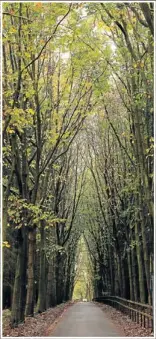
[25,228,36,316]
[37,221,46,312]
[11,227,27,326]
[46,255,57,308]
[135,221,146,303]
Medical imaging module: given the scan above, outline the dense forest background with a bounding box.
[2,2,154,328]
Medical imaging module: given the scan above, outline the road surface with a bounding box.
[51,301,124,337]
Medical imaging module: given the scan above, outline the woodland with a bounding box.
[2,2,154,328]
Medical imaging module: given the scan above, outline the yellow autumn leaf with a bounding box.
[104,25,111,32]
[3,241,11,248]
[9,27,17,34]
[7,128,14,134]
[98,22,104,29]
[6,244,11,248]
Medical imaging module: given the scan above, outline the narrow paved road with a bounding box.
[51,302,124,337]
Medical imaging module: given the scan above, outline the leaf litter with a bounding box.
[3,301,74,337]
[95,302,154,337]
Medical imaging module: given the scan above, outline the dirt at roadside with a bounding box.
[2,301,74,337]
[95,302,154,337]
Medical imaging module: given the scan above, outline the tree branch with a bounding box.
[21,4,72,74]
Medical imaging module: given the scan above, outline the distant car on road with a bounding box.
[83,298,87,302]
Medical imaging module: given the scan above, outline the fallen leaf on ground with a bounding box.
[3,301,74,337]
[95,302,153,337]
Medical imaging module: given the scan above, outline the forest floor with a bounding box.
[2,301,74,337]
[2,301,154,337]
[95,302,154,337]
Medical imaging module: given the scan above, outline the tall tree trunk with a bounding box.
[64,256,70,301]
[46,255,57,308]
[37,221,46,312]
[121,259,126,298]
[25,228,36,316]
[130,227,139,302]
[108,244,114,294]
[135,221,146,303]
[56,252,66,304]
[139,200,151,304]
[11,227,27,326]
[116,254,122,296]
[127,249,134,300]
